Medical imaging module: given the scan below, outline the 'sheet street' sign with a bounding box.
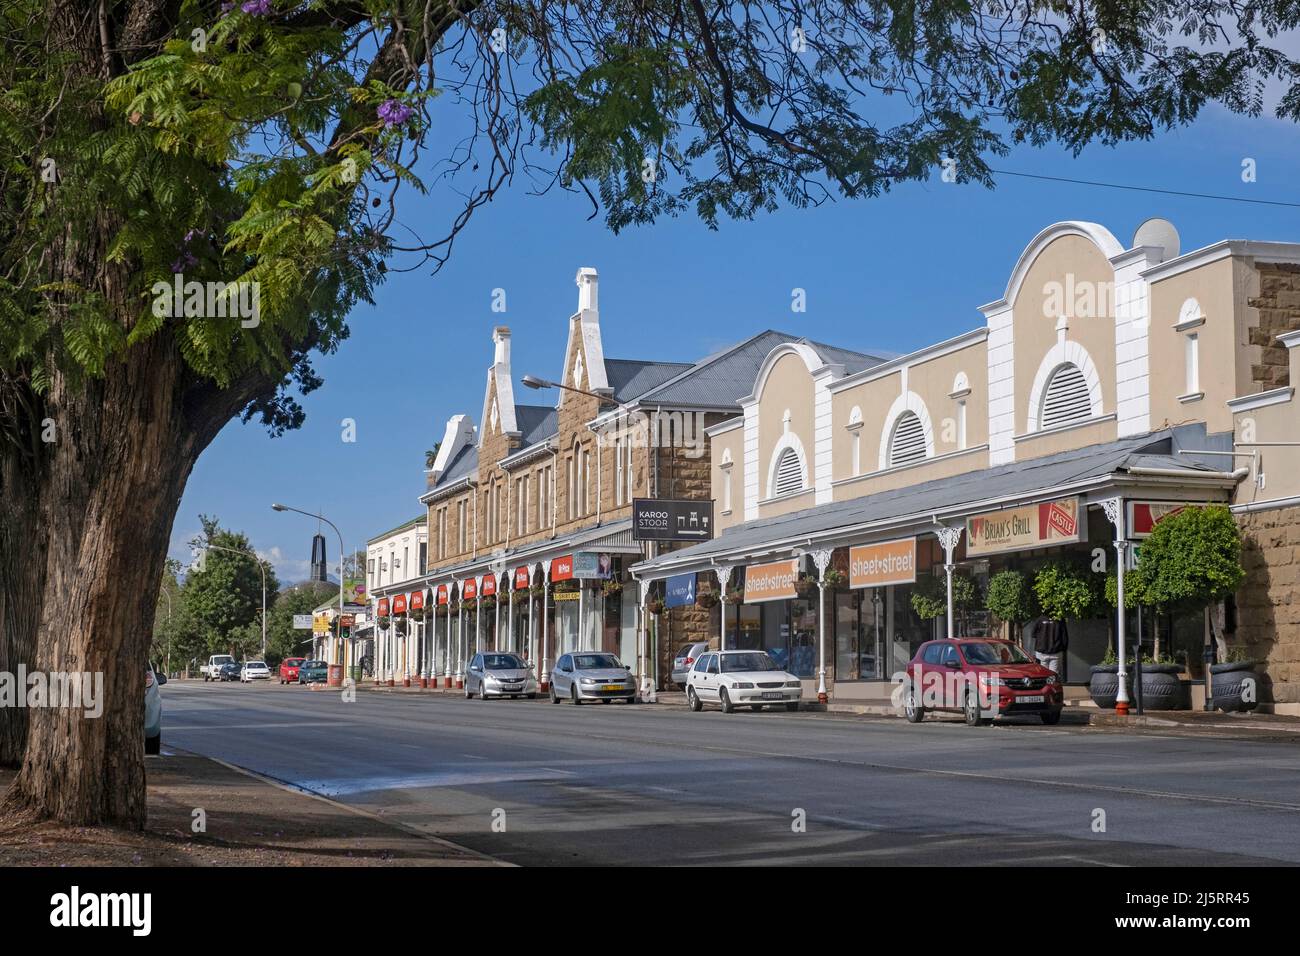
[632,498,713,542]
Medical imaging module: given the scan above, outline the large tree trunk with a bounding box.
[0,437,45,766]
[2,337,202,827]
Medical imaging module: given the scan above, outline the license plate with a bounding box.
[761,691,783,700]
[601,684,623,692]
[1019,695,1045,704]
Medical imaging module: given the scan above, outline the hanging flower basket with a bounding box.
[480,595,497,610]
[434,604,448,618]
[409,607,427,623]
[529,583,546,598]
[723,588,745,605]
[393,618,408,636]
[602,579,624,597]
[554,580,579,594]
[795,574,818,597]
[822,568,847,590]
[696,590,720,609]
[646,598,666,615]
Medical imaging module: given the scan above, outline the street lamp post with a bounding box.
[202,542,268,658]
[272,504,346,681]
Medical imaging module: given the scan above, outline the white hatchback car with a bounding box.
[686,650,802,713]
[239,661,270,682]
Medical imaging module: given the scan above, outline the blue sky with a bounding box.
[169,103,1300,584]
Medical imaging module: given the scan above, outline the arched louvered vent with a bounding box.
[888,412,927,467]
[1040,364,1091,429]
[773,448,803,496]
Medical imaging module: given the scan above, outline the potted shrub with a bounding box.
[985,569,1039,642]
[910,572,980,632]
[1137,505,1247,711]
[1209,646,1261,713]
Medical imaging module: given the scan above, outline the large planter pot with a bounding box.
[1135,663,1184,711]
[1088,664,1125,709]
[1209,661,1261,713]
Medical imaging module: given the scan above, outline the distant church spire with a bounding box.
[309,532,328,582]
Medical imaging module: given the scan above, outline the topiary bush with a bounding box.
[1033,560,1100,621]
[911,572,981,631]
[1136,505,1244,611]
[985,570,1039,639]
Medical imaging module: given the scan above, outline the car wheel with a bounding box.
[1040,709,1062,725]
[687,686,702,712]
[550,685,560,704]
[601,698,611,704]
[904,684,925,723]
[719,687,734,714]
[465,684,473,699]
[751,705,764,712]
[144,734,160,756]
[571,686,582,705]
[964,692,986,727]
[785,702,799,712]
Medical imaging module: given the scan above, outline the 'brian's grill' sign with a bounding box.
[965,498,1083,556]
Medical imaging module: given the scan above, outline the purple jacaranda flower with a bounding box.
[221,1,236,11]
[377,99,415,127]
[170,250,198,274]
[241,0,272,15]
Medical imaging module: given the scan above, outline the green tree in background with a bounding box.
[264,582,339,666]
[183,516,280,658]
[985,570,1039,641]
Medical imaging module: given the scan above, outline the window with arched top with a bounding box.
[1039,363,1091,429]
[887,412,927,467]
[773,447,804,496]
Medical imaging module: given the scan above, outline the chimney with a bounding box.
[492,325,511,369]
[576,267,598,314]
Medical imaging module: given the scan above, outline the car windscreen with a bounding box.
[573,654,620,670]
[484,654,524,669]
[960,642,1030,665]
[720,652,778,673]
[304,660,325,668]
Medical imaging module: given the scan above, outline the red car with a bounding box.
[903,638,1063,726]
[279,657,306,684]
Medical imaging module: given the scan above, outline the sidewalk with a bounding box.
[0,750,500,867]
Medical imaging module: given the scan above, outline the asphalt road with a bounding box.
[162,680,1300,866]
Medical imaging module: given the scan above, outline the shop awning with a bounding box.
[631,425,1240,580]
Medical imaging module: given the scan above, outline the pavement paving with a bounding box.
[160,679,1300,866]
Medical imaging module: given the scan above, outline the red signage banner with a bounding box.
[391,593,408,614]
[461,578,477,600]
[515,566,531,590]
[436,584,448,605]
[377,597,389,617]
[409,589,425,611]
[552,555,574,581]
[1128,501,1200,537]
[481,574,497,596]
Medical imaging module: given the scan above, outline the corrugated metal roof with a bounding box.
[604,358,694,402]
[514,404,557,446]
[632,426,1230,575]
[631,330,890,408]
[434,441,477,487]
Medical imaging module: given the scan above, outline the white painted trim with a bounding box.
[705,416,744,437]
[1227,387,1294,412]
[1177,391,1205,404]
[832,443,988,488]
[877,391,935,471]
[1013,413,1116,445]
[829,328,986,393]
[1279,329,1300,349]
[1173,316,1205,333]
[765,431,810,499]
[1025,341,1104,432]
[756,487,816,508]
[979,221,1124,314]
[742,341,825,404]
[1142,239,1300,284]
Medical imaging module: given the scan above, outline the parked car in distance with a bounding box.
[465,653,537,700]
[549,652,637,704]
[217,660,241,682]
[671,641,711,688]
[297,660,329,684]
[145,661,167,755]
[201,654,235,682]
[240,660,270,682]
[686,650,801,714]
[279,657,306,683]
[904,638,1063,726]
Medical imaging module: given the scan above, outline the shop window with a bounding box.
[1039,363,1091,429]
[773,447,804,496]
[888,411,927,467]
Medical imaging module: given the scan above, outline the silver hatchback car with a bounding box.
[465,652,537,699]
[549,652,637,704]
